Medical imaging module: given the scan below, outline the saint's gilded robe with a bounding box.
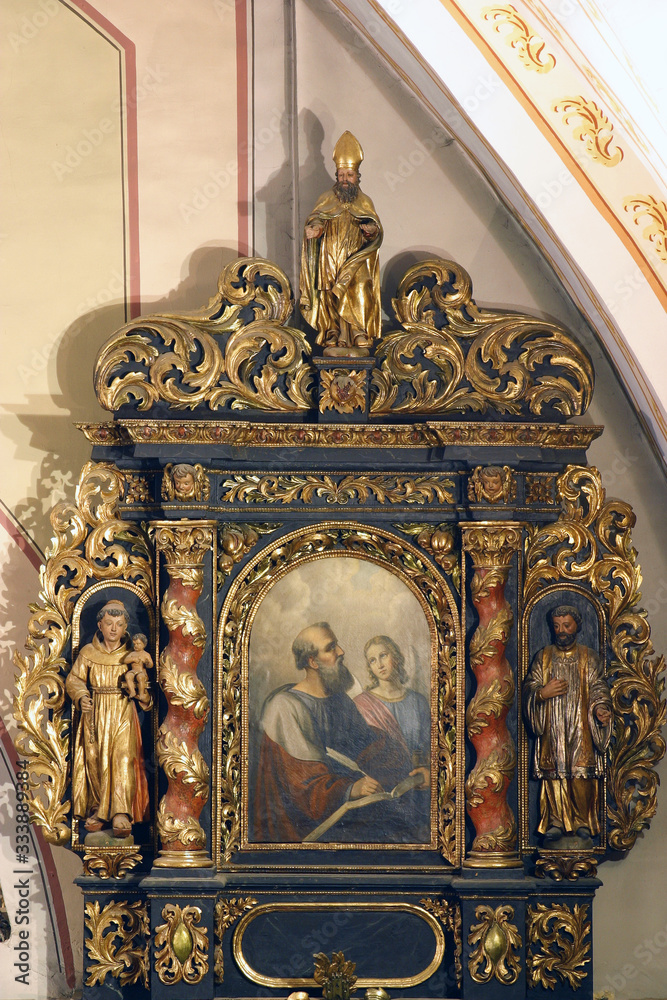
[523,643,612,834]
[66,636,150,825]
[300,188,383,347]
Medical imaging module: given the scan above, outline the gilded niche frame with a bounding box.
[519,583,608,855]
[214,522,462,866]
[70,579,157,854]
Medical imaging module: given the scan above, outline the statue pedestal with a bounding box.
[313,355,375,422]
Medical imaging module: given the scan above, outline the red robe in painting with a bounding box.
[252,685,413,843]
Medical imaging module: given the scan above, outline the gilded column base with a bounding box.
[153,850,216,870]
[463,851,523,870]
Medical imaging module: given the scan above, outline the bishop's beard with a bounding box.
[554,632,577,649]
[334,180,359,204]
[318,656,355,695]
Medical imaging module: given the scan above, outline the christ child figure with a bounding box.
[122,633,153,710]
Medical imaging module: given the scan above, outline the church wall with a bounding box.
[1,1,666,996]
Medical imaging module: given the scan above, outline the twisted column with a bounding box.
[462,524,522,868]
[153,523,214,869]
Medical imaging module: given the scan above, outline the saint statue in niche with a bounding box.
[300,131,383,356]
[523,604,612,848]
[66,599,151,840]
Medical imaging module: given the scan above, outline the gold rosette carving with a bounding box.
[553,96,624,166]
[372,259,593,417]
[154,903,208,985]
[217,523,458,863]
[524,465,666,852]
[94,257,314,412]
[483,4,556,72]
[468,904,521,984]
[527,902,591,989]
[13,462,154,844]
[214,896,257,982]
[84,899,149,988]
[319,369,366,413]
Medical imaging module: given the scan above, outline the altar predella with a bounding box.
[14,132,666,999]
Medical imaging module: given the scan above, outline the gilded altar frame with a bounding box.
[12,255,665,999]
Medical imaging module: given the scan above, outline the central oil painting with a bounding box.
[243,555,436,849]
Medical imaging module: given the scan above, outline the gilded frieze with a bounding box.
[219,473,456,506]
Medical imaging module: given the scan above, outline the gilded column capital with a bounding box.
[461,522,522,567]
[153,523,215,567]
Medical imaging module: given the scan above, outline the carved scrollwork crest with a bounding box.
[94,257,314,413]
[371,259,593,418]
[524,465,666,853]
[13,462,154,844]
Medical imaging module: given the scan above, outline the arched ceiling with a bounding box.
[335,0,667,464]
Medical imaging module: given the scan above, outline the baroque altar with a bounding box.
[13,134,666,1000]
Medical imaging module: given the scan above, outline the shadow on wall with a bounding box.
[255,107,334,299]
[2,244,241,547]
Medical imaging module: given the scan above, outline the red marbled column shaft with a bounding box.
[467,565,517,854]
[158,572,208,858]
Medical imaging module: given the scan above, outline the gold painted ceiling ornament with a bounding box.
[553,96,624,167]
[483,4,556,73]
[624,194,667,263]
[371,259,593,418]
[333,131,363,171]
[94,257,314,412]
